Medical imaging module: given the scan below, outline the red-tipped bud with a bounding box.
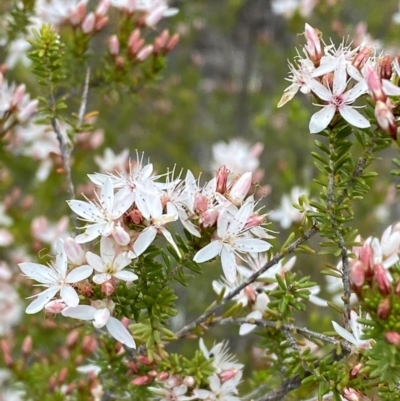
[66,329,80,349]
[132,375,152,385]
[128,29,142,54]
[157,371,169,381]
[201,209,219,227]
[58,367,68,384]
[95,15,109,31]
[304,23,322,66]
[101,282,115,296]
[129,209,143,225]
[350,260,365,290]
[22,336,32,356]
[377,297,391,320]
[375,263,392,295]
[219,369,238,382]
[244,213,266,229]
[352,46,372,70]
[375,100,397,139]
[359,243,374,278]
[216,165,229,194]
[1,340,12,367]
[166,34,180,52]
[154,29,170,54]
[137,355,152,365]
[350,363,363,378]
[385,331,400,346]
[365,63,386,103]
[378,55,393,80]
[108,35,120,56]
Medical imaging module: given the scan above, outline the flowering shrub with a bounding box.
[3,1,400,401]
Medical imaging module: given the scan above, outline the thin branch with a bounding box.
[174,225,319,338]
[256,374,303,401]
[212,317,352,351]
[78,67,91,128]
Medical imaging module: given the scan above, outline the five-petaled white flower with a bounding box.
[193,372,242,401]
[193,201,271,283]
[19,239,93,314]
[86,236,138,284]
[67,177,132,244]
[306,57,369,133]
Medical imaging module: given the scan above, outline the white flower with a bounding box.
[239,292,269,336]
[332,311,372,351]
[194,201,272,283]
[94,148,129,173]
[306,57,369,133]
[86,236,138,284]
[199,338,243,374]
[211,139,263,175]
[62,303,136,348]
[36,0,88,27]
[269,187,309,229]
[308,286,328,307]
[148,381,194,401]
[0,282,22,335]
[67,177,133,244]
[193,372,242,401]
[19,239,93,314]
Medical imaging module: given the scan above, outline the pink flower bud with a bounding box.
[166,376,182,388]
[148,370,158,377]
[45,299,67,314]
[96,0,110,16]
[375,100,397,139]
[219,369,238,382]
[396,278,400,295]
[82,13,95,34]
[244,213,266,229]
[350,363,362,378]
[58,367,68,384]
[18,99,38,122]
[154,29,170,54]
[304,23,322,66]
[128,29,142,54]
[108,35,120,56]
[101,281,115,296]
[95,15,109,31]
[385,331,400,346]
[66,329,80,349]
[132,375,152,385]
[377,297,391,320]
[244,285,257,303]
[64,237,85,265]
[12,84,26,107]
[69,2,86,25]
[375,264,391,296]
[112,224,131,246]
[228,172,252,205]
[129,209,143,225]
[183,376,195,387]
[81,335,97,354]
[194,193,208,214]
[201,209,219,227]
[216,166,228,194]
[359,243,374,278]
[136,45,153,61]
[166,34,180,52]
[157,372,169,381]
[352,46,372,70]
[137,355,152,365]
[350,260,365,290]
[378,55,393,80]
[1,340,13,367]
[250,142,264,158]
[22,336,32,355]
[343,387,362,401]
[365,63,386,103]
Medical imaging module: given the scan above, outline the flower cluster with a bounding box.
[278,23,400,137]
[19,153,273,349]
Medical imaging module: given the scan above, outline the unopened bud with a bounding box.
[112,224,131,246]
[350,363,362,378]
[45,299,67,314]
[201,209,219,227]
[228,172,252,205]
[128,29,142,54]
[166,33,180,52]
[81,13,95,34]
[157,371,169,381]
[365,63,386,103]
[343,387,362,401]
[352,46,372,70]
[183,376,195,387]
[154,29,170,54]
[58,367,68,384]
[95,15,109,31]
[304,23,322,66]
[22,336,32,356]
[166,376,182,388]
[350,260,365,290]
[194,193,208,214]
[136,45,153,61]
[48,376,57,392]
[129,209,143,225]
[377,297,391,320]
[385,331,400,346]
[137,355,152,365]
[216,166,229,194]
[375,263,392,295]
[359,243,374,278]
[108,35,120,56]
[12,84,26,107]
[244,213,266,229]
[81,335,97,354]
[375,100,397,139]
[148,370,158,377]
[66,329,80,349]
[378,55,393,80]
[101,281,115,296]
[96,0,110,16]
[132,375,152,385]
[69,2,86,25]
[64,237,85,265]
[18,99,38,122]
[219,369,238,382]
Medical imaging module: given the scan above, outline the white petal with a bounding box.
[100,236,115,265]
[159,227,181,257]
[239,323,257,336]
[113,270,138,282]
[93,273,112,284]
[217,209,229,238]
[227,201,254,235]
[100,178,114,212]
[86,252,106,273]
[339,106,370,129]
[199,337,209,358]
[221,246,237,283]
[333,57,347,95]
[67,200,103,221]
[26,287,59,314]
[75,223,107,243]
[332,320,357,346]
[383,79,400,96]
[193,241,222,263]
[93,308,110,328]
[344,80,368,102]
[306,78,332,101]
[114,252,132,271]
[309,294,328,307]
[309,105,336,134]
[106,317,136,348]
[19,262,56,284]
[312,59,338,78]
[133,227,157,257]
[62,305,96,320]
[55,239,68,278]
[65,265,93,283]
[233,238,272,253]
[61,285,80,307]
